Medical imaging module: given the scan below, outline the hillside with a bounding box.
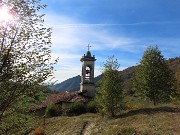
[51,75,81,92]
[30,102,180,135]
[51,57,180,93]
[50,74,104,92]
[121,57,180,94]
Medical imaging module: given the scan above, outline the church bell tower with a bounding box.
[80,46,96,98]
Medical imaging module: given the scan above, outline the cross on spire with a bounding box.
[87,44,91,51]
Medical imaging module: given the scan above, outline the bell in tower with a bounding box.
[80,46,96,98]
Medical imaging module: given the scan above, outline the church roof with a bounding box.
[80,51,96,62]
[86,51,91,57]
[30,91,89,111]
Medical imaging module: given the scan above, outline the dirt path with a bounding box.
[80,121,95,135]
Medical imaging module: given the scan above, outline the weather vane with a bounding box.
[87,44,92,51]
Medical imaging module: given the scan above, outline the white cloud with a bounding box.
[44,13,138,51]
[44,13,142,82]
[53,69,80,83]
[44,13,180,83]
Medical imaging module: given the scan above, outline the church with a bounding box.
[30,49,96,115]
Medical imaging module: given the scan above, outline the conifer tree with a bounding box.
[133,46,176,105]
[96,56,123,117]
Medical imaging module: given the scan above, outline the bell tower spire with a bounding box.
[80,46,96,98]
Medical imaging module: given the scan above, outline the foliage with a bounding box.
[0,103,34,135]
[45,103,58,117]
[87,100,99,113]
[96,56,123,117]
[33,128,46,135]
[167,57,180,72]
[0,0,57,133]
[175,68,180,94]
[133,46,177,105]
[67,101,86,116]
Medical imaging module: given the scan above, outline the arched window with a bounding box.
[85,65,91,82]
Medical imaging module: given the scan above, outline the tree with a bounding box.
[96,56,123,117]
[133,46,176,105]
[0,0,57,133]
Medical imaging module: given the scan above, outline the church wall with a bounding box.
[80,84,95,98]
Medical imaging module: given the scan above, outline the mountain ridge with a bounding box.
[51,57,180,93]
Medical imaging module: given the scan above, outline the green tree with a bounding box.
[96,56,123,117]
[133,46,176,105]
[0,0,57,133]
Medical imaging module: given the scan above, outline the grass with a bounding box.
[29,101,180,135]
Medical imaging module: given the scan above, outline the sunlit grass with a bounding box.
[29,101,180,135]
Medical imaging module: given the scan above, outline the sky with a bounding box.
[41,0,180,83]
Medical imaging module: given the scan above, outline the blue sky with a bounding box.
[41,0,180,82]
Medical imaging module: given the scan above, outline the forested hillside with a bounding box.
[51,75,81,92]
[51,57,180,93]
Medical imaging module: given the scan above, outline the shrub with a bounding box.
[87,100,99,113]
[33,128,46,135]
[67,101,86,116]
[45,103,58,117]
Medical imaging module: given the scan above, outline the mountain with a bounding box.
[167,57,180,72]
[120,57,180,95]
[50,74,104,92]
[51,75,81,92]
[51,57,180,93]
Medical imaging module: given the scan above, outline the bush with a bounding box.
[33,128,46,135]
[45,103,58,117]
[87,100,99,113]
[67,101,86,116]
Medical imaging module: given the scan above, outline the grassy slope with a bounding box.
[31,101,180,135]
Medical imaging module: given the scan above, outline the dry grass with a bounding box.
[30,101,180,135]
